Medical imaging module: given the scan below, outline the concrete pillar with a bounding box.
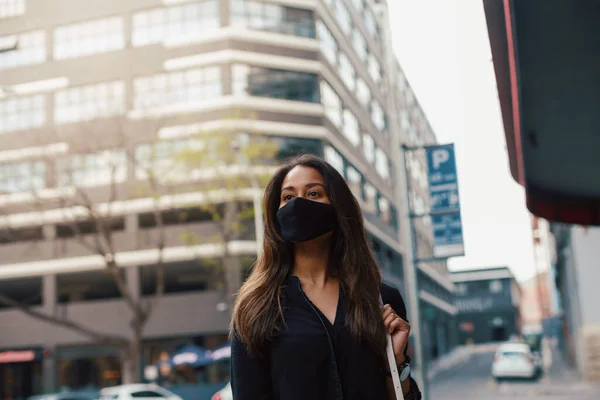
[42,275,57,393]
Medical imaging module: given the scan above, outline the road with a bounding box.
[430,351,599,400]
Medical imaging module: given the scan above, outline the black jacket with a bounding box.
[231,276,422,400]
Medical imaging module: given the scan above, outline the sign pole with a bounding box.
[401,145,429,400]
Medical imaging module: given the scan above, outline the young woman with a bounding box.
[231,155,422,400]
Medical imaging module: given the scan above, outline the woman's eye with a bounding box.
[308,191,319,197]
[283,194,293,201]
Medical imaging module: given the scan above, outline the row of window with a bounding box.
[324,145,395,227]
[0,0,23,20]
[321,81,390,181]
[0,135,323,193]
[325,0,379,40]
[317,21,386,133]
[0,0,317,71]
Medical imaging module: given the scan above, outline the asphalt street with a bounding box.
[429,351,600,400]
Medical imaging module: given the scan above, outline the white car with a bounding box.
[492,343,538,381]
[100,384,182,400]
[211,382,232,400]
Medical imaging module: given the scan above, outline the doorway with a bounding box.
[492,326,507,342]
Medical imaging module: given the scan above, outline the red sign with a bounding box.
[0,350,36,364]
[459,322,475,332]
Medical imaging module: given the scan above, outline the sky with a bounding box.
[387,0,537,282]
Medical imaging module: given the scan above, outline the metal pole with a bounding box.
[401,146,429,400]
[251,173,263,254]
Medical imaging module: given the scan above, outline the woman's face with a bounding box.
[279,166,331,209]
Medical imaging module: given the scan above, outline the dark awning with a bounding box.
[484,0,600,225]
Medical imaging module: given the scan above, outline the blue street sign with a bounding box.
[426,144,464,257]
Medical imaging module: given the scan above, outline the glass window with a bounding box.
[351,0,364,12]
[135,138,206,182]
[132,0,220,46]
[490,280,503,294]
[0,95,45,134]
[54,81,125,124]
[232,65,318,103]
[356,78,370,108]
[0,160,45,193]
[316,20,337,66]
[339,53,355,92]
[0,30,45,70]
[324,145,344,175]
[320,81,342,129]
[54,16,124,60]
[56,149,127,188]
[342,109,360,147]
[375,147,390,180]
[131,391,166,398]
[134,67,221,111]
[371,100,386,131]
[231,0,315,38]
[352,29,367,61]
[363,182,377,213]
[0,0,25,19]
[346,165,362,199]
[334,0,352,36]
[364,8,378,37]
[363,134,375,164]
[368,54,381,84]
[378,196,391,224]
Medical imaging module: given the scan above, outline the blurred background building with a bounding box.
[452,266,521,345]
[0,0,456,397]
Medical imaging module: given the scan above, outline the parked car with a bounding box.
[492,342,539,381]
[100,384,182,400]
[211,382,232,400]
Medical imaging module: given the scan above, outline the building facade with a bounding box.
[551,224,600,382]
[452,267,521,345]
[0,0,456,396]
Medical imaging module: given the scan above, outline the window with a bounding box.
[135,138,205,182]
[232,65,319,103]
[371,100,386,131]
[324,145,344,174]
[363,134,375,164]
[132,0,220,46]
[316,20,337,66]
[0,30,45,70]
[356,78,370,108]
[54,81,125,124]
[339,53,355,92]
[0,0,24,19]
[368,54,381,84]
[363,182,377,213]
[0,160,45,193]
[342,109,360,147]
[490,280,503,294]
[375,147,390,180]
[56,150,127,188]
[455,283,467,295]
[134,67,221,111]
[54,16,124,60]
[351,0,364,11]
[378,196,391,224]
[321,81,342,129]
[0,95,45,134]
[131,391,166,398]
[352,29,367,61]
[230,0,315,38]
[364,8,378,37]
[346,165,362,199]
[334,0,352,36]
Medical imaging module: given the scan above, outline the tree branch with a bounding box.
[0,293,129,348]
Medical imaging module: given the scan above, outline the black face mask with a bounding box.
[277,197,337,243]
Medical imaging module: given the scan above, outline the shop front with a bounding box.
[0,348,44,400]
[56,345,122,390]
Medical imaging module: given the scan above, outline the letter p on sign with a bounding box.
[432,149,449,170]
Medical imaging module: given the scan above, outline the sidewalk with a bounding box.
[427,342,500,380]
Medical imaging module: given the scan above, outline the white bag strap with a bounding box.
[381,295,404,399]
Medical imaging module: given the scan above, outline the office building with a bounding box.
[0,0,455,395]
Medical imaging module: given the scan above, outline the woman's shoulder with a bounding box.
[381,283,408,320]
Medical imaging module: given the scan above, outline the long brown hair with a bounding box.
[231,154,386,355]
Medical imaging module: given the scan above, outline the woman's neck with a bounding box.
[291,238,331,287]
